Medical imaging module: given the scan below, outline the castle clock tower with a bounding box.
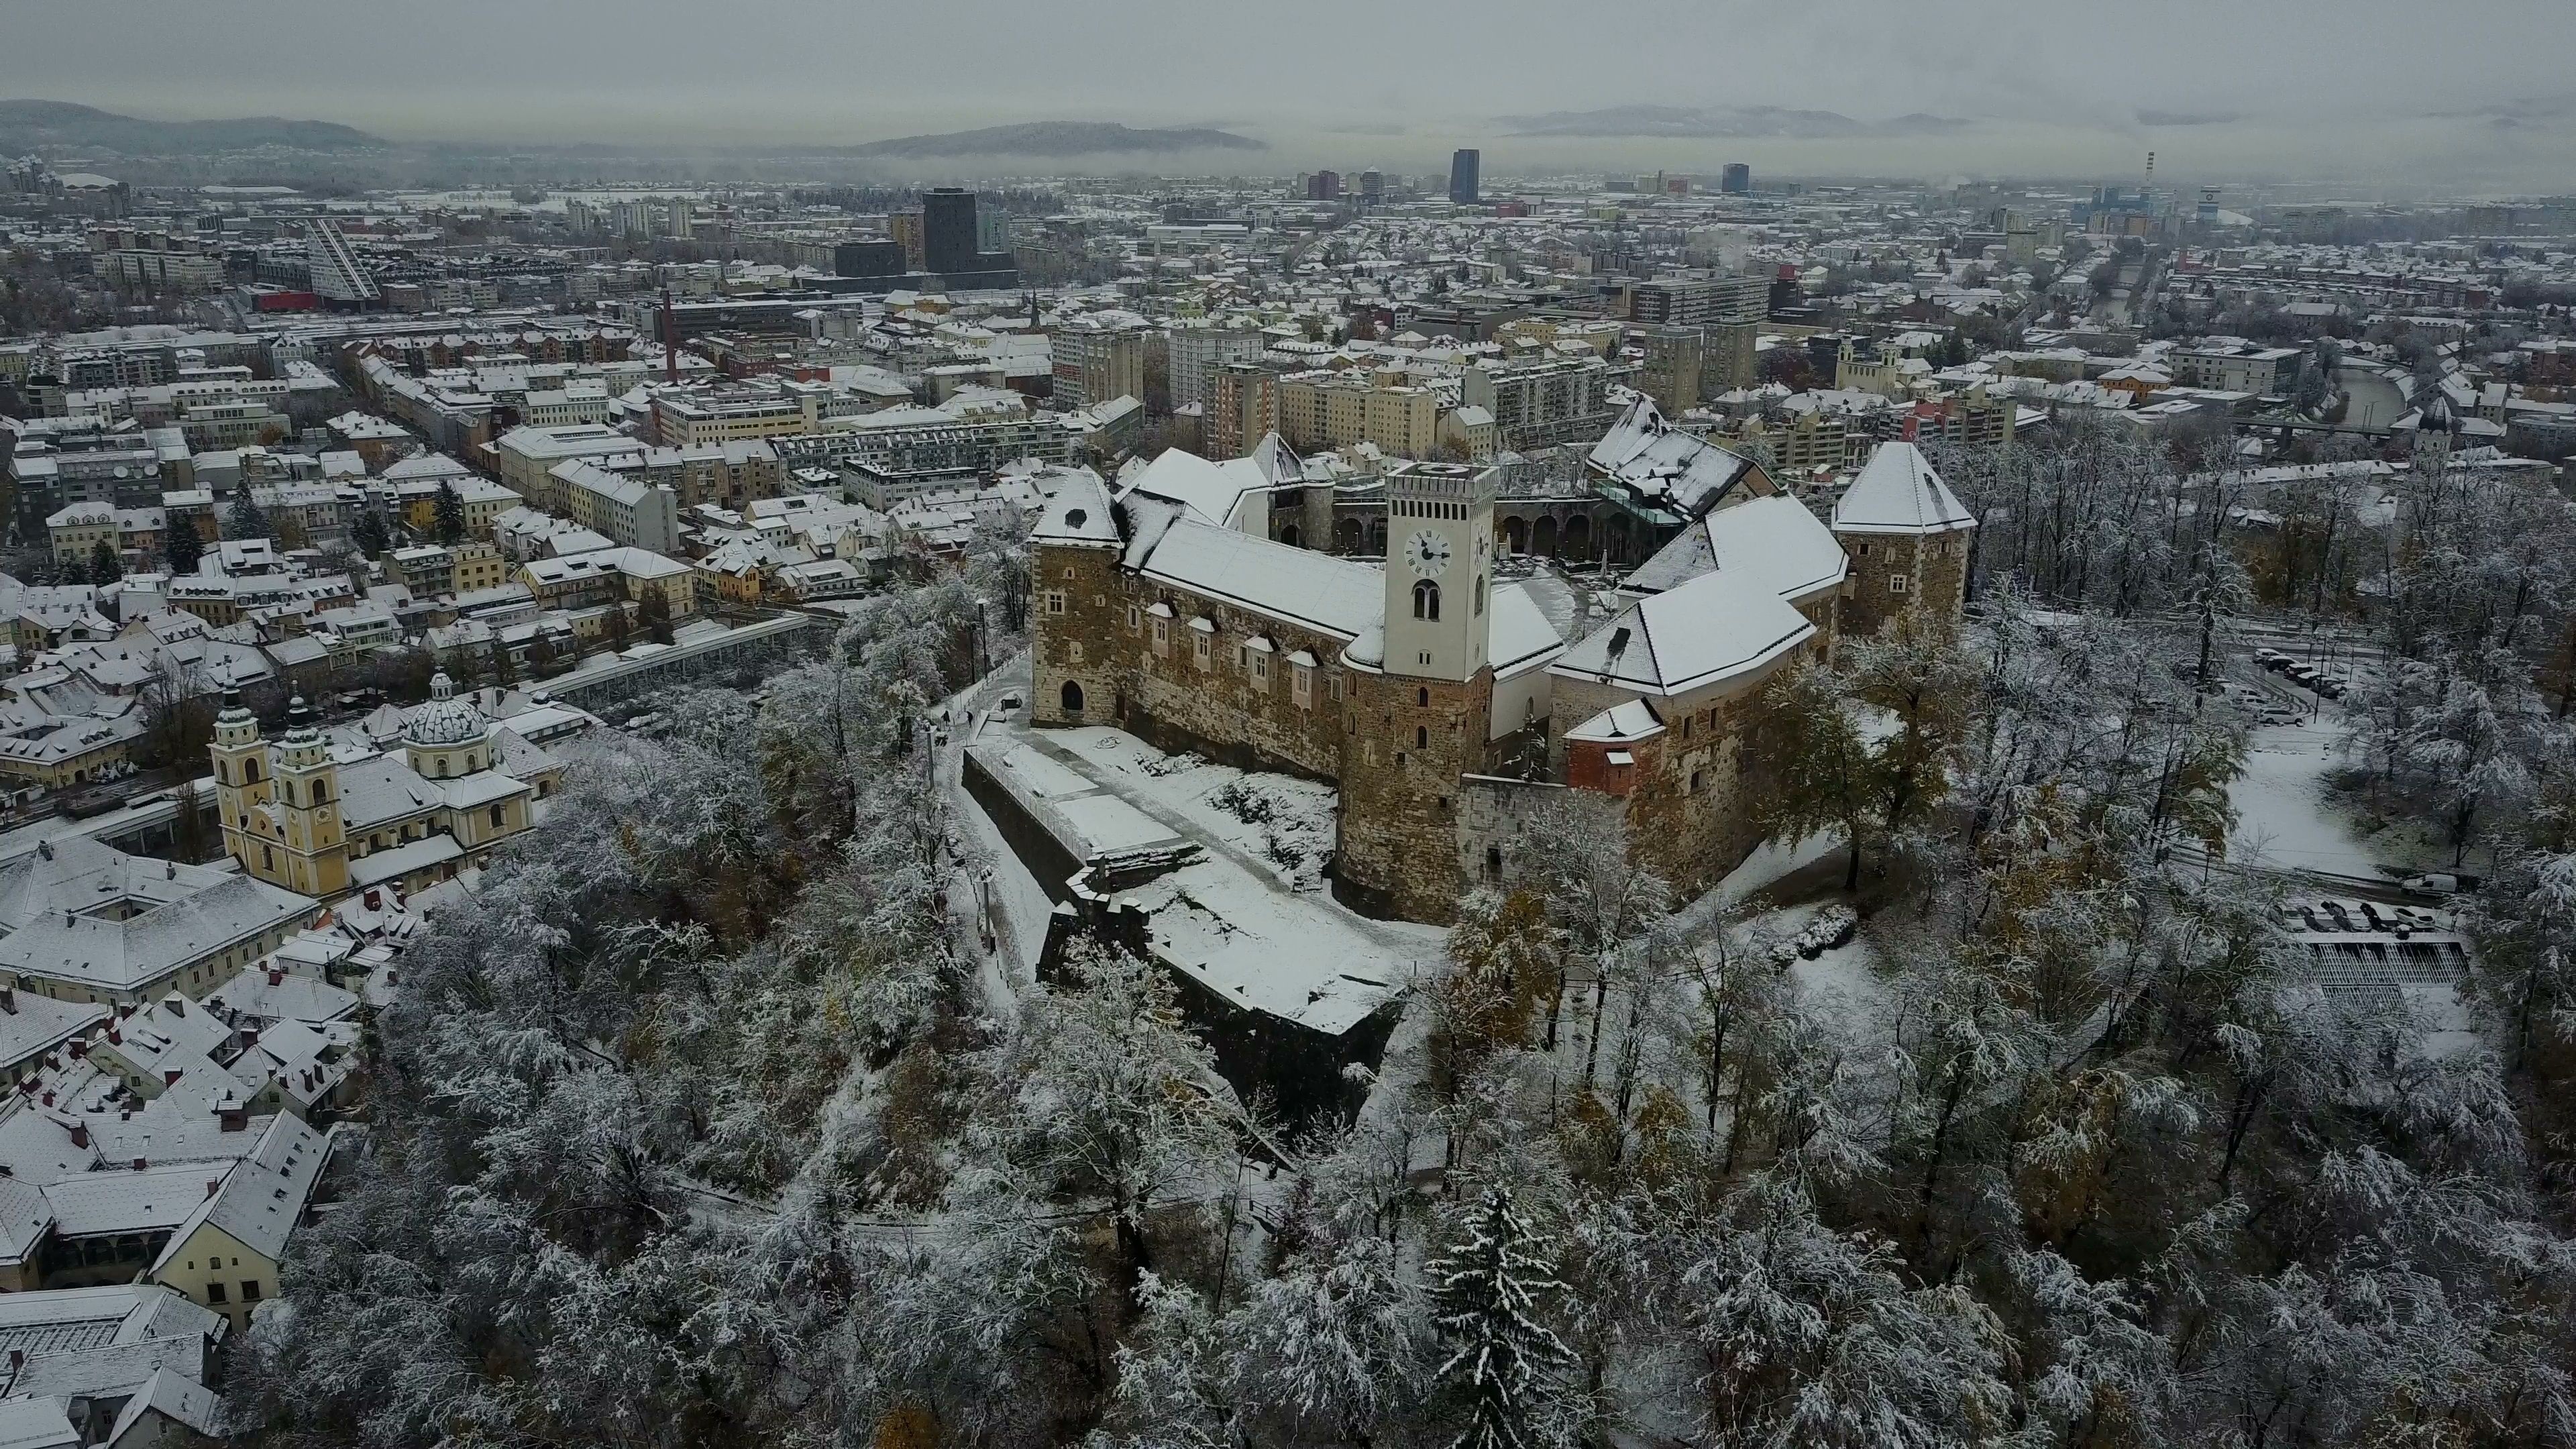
[1334,462,1501,924]
[1382,462,1494,681]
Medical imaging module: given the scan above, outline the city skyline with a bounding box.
[5,0,2576,187]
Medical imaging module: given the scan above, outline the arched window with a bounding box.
[1474,575,1487,616]
[244,758,260,784]
[1415,725,1428,750]
[1061,680,1085,716]
[311,779,328,804]
[1413,580,1440,621]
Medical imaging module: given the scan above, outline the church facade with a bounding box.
[1029,405,1975,924]
[211,674,557,904]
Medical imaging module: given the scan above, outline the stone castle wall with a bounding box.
[1837,529,1970,639]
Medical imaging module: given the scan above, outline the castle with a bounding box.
[210,674,561,904]
[1029,400,1975,923]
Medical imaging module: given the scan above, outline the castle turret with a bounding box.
[1829,442,1978,637]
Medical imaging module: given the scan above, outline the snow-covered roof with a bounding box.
[1550,565,1815,698]
[1586,396,1760,519]
[1115,437,1303,532]
[1831,441,1976,535]
[1487,582,1564,680]
[1030,466,1119,547]
[1623,493,1849,603]
[1130,517,1385,643]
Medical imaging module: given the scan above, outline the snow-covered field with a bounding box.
[2227,720,2386,879]
[1051,727,1339,893]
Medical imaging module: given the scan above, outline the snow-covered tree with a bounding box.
[1426,1186,1575,1449]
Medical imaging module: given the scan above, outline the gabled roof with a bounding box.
[147,1114,327,1277]
[1832,441,1976,535]
[1586,397,1760,520]
[1623,493,1849,604]
[1550,565,1815,698]
[1130,517,1384,642]
[1116,437,1301,532]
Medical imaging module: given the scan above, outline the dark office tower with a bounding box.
[922,187,978,275]
[1359,169,1383,203]
[1449,148,1481,205]
[1721,162,1751,195]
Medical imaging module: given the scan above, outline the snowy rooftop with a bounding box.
[1622,493,1849,604]
[1831,441,1976,535]
[1131,515,1386,643]
[1551,565,1815,699]
[1586,396,1760,520]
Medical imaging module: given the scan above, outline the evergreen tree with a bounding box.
[87,539,121,585]
[603,602,632,653]
[163,520,203,577]
[351,508,391,559]
[1426,1187,1572,1449]
[433,482,467,545]
[225,491,270,541]
[526,630,559,679]
[637,584,674,645]
[489,634,517,688]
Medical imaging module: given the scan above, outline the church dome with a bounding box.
[405,672,485,747]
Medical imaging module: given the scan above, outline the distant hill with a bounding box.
[0,100,388,155]
[1500,105,1966,140]
[846,121,1265,158]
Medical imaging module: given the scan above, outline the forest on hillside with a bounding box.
[233,427,2576,1449]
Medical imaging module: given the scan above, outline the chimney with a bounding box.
[67,1040,85,1060]
[205,1179,219,1197]
[68,1124,86,1148]
[163,1069,181,1087]
[239,1026,259,1050]
[35,841,49,861]
[0,984,15,1014]
[267,969,283,987]
[38,1091,52,1108]
[105,1024,120,1045]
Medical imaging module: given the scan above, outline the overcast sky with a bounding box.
[8,0,2576,187]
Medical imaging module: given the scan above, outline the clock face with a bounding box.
[1406,529,1452,578]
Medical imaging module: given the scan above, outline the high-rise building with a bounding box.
[1359,170,1384,203]
[1167,324,1267,411]
[890,211,925,270]
[1053,321,1148,411]
[1641,327,1703,415]
[1449,149,1481,205]
[305,219,380,307]
[922,188,979,276]
[1720,163,1752,195]
[1307,170,1342,201]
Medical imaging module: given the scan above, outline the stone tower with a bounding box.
[1334,462,1499,924]
[1830,441,1978,637]
[1381,462,1494,682]
[269,696,349,900]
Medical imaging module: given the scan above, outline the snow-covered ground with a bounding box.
[1049,727,1339,894]
[2227,720,2387,879]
